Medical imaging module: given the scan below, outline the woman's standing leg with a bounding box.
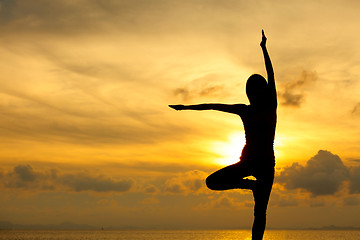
[251,169,274,240]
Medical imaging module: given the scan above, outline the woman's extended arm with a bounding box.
[261,30,277,108]
[169,103,245,115]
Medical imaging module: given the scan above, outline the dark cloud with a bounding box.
[164,182,183,194]
[4,164,39,188]
[142,185,159,194]
[349,159,360,163]
[279,70,317,107]
[352,102,360,116]
[349,166,360,194]
[343,196,360,206]
[174,74,226,102]
[174,88,192,101]
[174,85,224,102]
[13,165,36,182]
[60,174,133,192]
[2,164,133,193]
[280,91,303,107]
[277,150,349,196]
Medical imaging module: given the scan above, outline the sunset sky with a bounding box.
[1,0,360,229]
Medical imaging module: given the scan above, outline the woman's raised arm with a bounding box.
[261,30,277,108]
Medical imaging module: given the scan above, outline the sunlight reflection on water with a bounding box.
[0,230,360,240]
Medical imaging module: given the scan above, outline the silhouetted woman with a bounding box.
[169,30,276,240]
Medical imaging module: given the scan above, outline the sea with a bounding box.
[1,230,360,240]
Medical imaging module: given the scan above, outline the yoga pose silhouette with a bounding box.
[169,30,276,240]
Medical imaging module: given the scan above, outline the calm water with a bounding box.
[0,230,360,240]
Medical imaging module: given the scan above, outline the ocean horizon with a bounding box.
[1,229,360,240]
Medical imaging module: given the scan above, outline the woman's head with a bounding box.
[246,74,268,105]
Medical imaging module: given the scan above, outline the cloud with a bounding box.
[349,166,360,194]
[211,195,240,209]
[277,150,349,196]
[343,196,360,206]
[2,164,133,193]
[173,74,226,102]
[4,164,39,188]
[0,84,194,146]
[309,198,326,207]
[60,174,133,192]
[352,102,360,116]
[139,197,160,205]
[174,85,224,102]
[349,159,360,163]
[164,170,208,195]
[278,70,317,107]
[0,0,247,38]
[0,41,199,147]
[13,164,36,182]
[195,193,250,210]
[142,184,159,194]
[103,161,215,176]
[0,1,112,35]
[269,193,299,207]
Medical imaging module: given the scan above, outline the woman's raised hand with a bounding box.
[260,29,267,48]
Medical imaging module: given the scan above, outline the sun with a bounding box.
[211,132,246,166]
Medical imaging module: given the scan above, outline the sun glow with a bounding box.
[211,132,286,166]
[212,132,245,166]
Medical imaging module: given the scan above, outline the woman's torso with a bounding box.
[239,104,277,167]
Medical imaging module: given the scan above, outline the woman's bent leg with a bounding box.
[206,162,254,191]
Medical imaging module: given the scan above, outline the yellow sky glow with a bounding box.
[0,0,360,230]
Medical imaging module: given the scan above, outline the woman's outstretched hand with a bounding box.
[169,104,185,111]
[260,29,267,48]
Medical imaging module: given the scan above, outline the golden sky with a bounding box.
[0,0,360,229]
